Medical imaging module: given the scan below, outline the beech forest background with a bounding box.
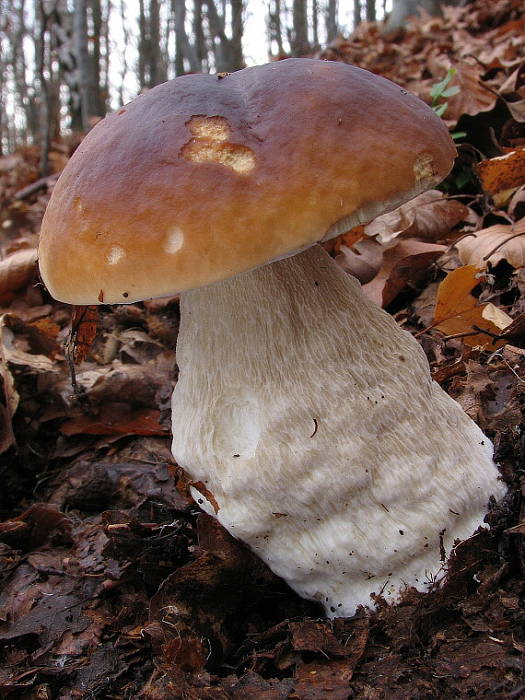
[0,0,456,170]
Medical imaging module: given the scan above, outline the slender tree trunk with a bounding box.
[268,0,284,55]
[36,0,50,175]
[193,0,206,71]
[118,0,130,104]
[173,0,200,74]
[291,0,309,56]
[230,0,244,70]
[366,0,375,22]
[101,0,111,111]
[148,0,166,86]
[353,0,361,27]
[312,0,319,49]
[74,0,95,130]
[138,0,148,88]
[386,0,442,30]
[326,0,337,42]
[205,0,238,72]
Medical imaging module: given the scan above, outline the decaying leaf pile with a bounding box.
[1,1,525,697]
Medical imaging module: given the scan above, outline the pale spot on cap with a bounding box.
[165,227,184,254]
[413,153,436,182]
[106,245,125,265]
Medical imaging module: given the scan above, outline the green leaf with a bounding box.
[433,102,448,117]
[441,85,460,98]
[430,80,448,99]
[430,68,457,99]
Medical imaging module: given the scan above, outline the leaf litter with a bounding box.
[1,1,525,697]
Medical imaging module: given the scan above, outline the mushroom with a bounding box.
[38,59,505,617]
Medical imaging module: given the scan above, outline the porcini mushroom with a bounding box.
[39,59,505,617]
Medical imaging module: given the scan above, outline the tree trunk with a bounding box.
[88,0,107,115]
[291,0,309,56]
[74,0,96,130]
[386,0,442,30]
[173,0,200,74]
[36,0,51,175]
[193,0,207,71]
[326,0,338,42]
[138,0,148,88]
[230,0,244,70]
[312,0,319,49]
[268,0,284,56]
[148,0,166,86]
[353,0,361,28]
[117,0,130,105]
[205,0,244,72]
[366,0,375,22]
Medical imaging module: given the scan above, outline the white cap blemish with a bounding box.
[165,227,184,254]
[106,245,125,265]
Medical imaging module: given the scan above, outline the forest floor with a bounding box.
[1,1,525,697]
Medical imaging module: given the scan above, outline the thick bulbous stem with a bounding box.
[171,245,505,616]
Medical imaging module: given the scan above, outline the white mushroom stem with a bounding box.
[171,244,505,617]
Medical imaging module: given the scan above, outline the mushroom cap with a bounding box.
[39,58,456,305]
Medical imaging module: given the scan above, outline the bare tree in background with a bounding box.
[326,0,338,43]
[74,0,107,130]
[353,0,361,27]
[173,0,200,74]
[290,0,309,56]
[386,0,443,29]
[312,0,319,49]
[193,0,208,71]
[137,0,168,89]
[3,0,425,156]
[268,0,284,56]
[74,0,93,131]
[204,0,245,72]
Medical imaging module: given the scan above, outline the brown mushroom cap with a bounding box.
[39,58,456,304]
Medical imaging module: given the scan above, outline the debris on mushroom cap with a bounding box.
[38,58,456,305]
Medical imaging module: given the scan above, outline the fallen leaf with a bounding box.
[59,405,167,436]
[288,621,348,657]
[0,249,37,296]
[0,315,57,372]
[455,218,525,268]
[364,190,468,245]
[363,240,446,307]
[0,504,71,551]
[70,306,100,364]
[433,59,498,125]
[433,265,512,348]
[335,238,383,284]
[475,148,525,196]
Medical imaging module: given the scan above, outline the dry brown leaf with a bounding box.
[0,315,57,373]
[362,240,446,307]
[433,265,512,348]
[364,191,469,245]
[70,306,100,364]
[335,238,384,284]
[59,405,167,436]
[438,59,498,124]
[455,218,525,268]
[0,249,37,296]
[505,98,525,123]
[508,185,525,218]
[475,149,525,196]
